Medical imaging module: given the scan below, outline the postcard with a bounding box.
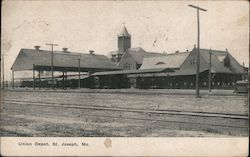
[1,0,249,156]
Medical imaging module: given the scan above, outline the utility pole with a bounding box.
[33,64,35,90]
[209,48,212,92]
[46,43,59,89]
[1,54,4,90]
[78,55,81,89]
[0,51,1,90]
[188,4,207,98]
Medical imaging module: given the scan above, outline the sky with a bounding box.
[1,0,249,81]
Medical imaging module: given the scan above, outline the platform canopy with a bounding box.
[11,48,121,72]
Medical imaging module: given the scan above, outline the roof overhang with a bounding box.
[91,68,175,76]
[23,65,121,73]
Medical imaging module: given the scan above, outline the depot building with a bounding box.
[11,26,246,89]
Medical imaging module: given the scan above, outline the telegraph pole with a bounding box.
[188,4,207,98]
[209,48,212,92]
[33,64,35,90]
[46,43,59,89]
[1,54,4,90]
[78,55,81,89]
[0,51,1,90]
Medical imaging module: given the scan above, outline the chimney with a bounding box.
[34,46,40,50]
[194,44,196,48]
[62,48,69,53]
[226,48,228,52]
[175,50,179,53]
[186,49,189,52]
[89,50,95,55]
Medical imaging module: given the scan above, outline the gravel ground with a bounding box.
[0,90,248,137]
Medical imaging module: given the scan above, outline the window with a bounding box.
[124,63,130,70]
[190,58,196,66]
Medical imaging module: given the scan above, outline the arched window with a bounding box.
[155,61,165,65]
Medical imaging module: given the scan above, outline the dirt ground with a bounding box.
[0,90,248,137]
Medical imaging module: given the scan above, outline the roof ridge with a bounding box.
[21,48,105,56]
[198,48,227,52]
[167,51,190,55]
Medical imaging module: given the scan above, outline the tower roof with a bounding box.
[118,26,130,37]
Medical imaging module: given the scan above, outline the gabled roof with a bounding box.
[198,48,243,74]
[139,51,190,69]
[119,47,165,65]
[139,48,243,75]
[11,49,121,71]
[118,26,130,37]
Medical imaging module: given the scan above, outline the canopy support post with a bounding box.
[78,58,81,89]
[62,71,65,89]
[33,64,35,90]
[38,70,41,89]
[12,70,15,89]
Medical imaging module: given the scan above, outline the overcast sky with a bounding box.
[1,0,249,80]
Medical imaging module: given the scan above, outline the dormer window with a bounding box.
[155,61,165,65]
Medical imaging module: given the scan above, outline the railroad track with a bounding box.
[2,99,248,120]
[0,96,248,137]
[1,99,248,130]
